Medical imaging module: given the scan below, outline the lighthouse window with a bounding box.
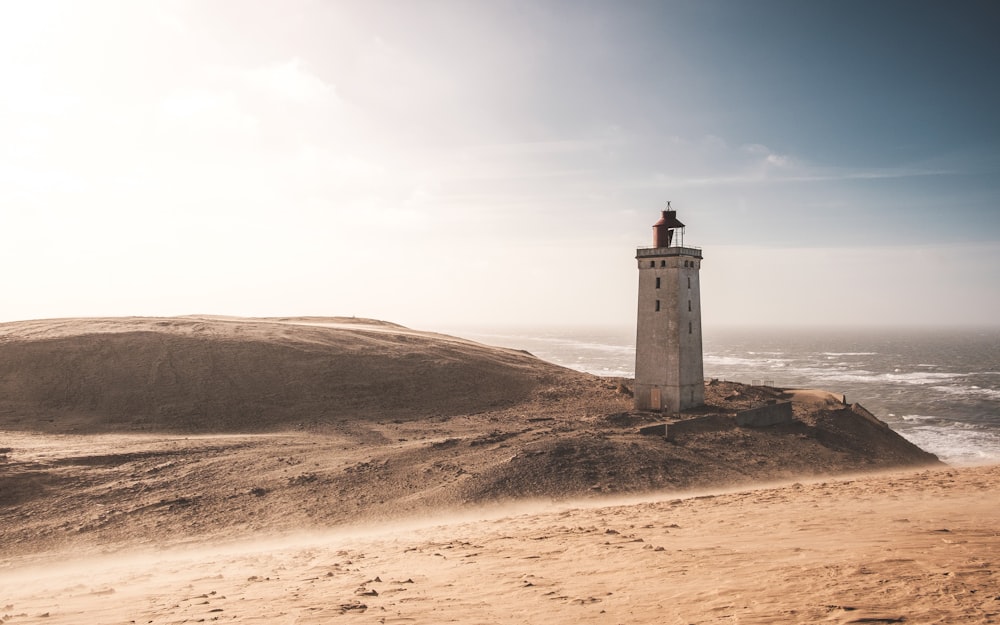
[649,261,655,268]
[660,260,666,267]
[688,300,691,311]
[655,300,660,312]
[689,321,692,334]
[655,277,661,289]
[687,277,691,289]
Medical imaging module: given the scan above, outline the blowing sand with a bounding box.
[3,464,998,624]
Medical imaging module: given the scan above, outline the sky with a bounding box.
[2,0,999,329]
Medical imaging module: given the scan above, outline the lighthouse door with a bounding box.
[650,387,661,410]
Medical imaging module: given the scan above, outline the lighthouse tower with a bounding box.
[634,203,704,412]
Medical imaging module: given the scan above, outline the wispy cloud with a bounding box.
[644,136,959,188]
[233,59,338,105]
[650,166,957,188]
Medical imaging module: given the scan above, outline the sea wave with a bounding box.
[580,367,634,377]
[820,352,878,356]
[704,354,792,367]
[884,371,963,383]
[895,420,1000,465]
[930,384,1000,400]
[900,414,945,423]
[526,339,635,355]
[781,368,962,386]
[706,357,965,386]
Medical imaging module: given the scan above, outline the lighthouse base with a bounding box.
[634,382,704,413]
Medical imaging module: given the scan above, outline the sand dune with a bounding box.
[0,316,941,560]
[0,316,593,432]
[2,464,997,624]
[1,316,981,623]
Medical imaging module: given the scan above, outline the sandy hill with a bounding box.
[0,316,939,558]
[0,316,593,432]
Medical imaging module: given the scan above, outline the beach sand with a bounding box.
[3,463,998,624]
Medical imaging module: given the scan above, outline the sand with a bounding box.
[1,316,991,623]
[2,464,998,624]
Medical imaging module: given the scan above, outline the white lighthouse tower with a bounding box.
[634,202,704,412]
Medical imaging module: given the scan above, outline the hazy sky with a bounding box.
[2,0,998,329]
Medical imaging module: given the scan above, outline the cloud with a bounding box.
[765,153,791,167]
[239,58,337,105]
[158,87,260,137]
[153,5,190,37]
[154,56,339,133]
[646,135,954,189]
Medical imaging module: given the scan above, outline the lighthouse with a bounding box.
[634,202,704,412]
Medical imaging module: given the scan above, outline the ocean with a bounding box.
[445,325,1000,466]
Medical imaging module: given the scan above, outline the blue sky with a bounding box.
[1,1,998,328]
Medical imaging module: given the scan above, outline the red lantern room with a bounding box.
[652,201,686,248]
